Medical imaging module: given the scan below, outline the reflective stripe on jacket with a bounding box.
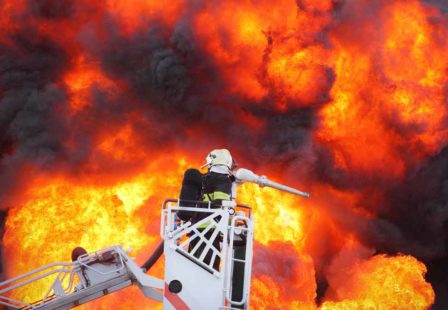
[196,172,232,229]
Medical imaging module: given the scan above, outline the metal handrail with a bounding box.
[162,198,252,216]
[0,266,77,309]
[0,294,33,309]
[0,261,77,289]
[0,266,75,295]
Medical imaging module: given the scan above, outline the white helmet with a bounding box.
[201,149,234,170]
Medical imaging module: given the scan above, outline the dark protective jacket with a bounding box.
[177,169,233,222]
[195,171,232,228]
[201,171,232,203]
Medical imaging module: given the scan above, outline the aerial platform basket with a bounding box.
[161,199,254,309]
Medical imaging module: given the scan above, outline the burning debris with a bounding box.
[0,0,446,308]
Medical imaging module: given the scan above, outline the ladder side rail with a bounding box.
[241,217,254,309]
[225,218,239,305]
[0,245,127,309]
[0,301,23,309]
[225,215,252,306]
[220,216,231,307]
[0,261,76,289]
[0,267,73,295]
[0,294,33,309]
[0,267,76,309]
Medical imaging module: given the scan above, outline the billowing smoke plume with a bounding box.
[0,16,70,205]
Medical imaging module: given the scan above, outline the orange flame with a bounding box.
[64,55,117,113]
[321,254,435,309]
[3,161,435,309]
[317,0,448,177]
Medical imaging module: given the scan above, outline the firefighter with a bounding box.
[201,149,245,308]
[187,149,235,271]
[178,149,245,307]
[200,148,235,203]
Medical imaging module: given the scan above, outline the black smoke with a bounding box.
[386,146,448,309]
[0,22,70,203]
